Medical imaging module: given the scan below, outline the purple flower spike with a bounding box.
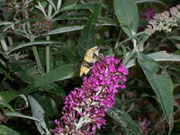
[51,56,128,135]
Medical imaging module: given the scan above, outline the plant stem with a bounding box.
[32,46,43,70]
[123,49,136,66]
[45,4,53,73]
[26,18,43,73]
[114,30,122,49]
[25,7,43,73]
[123,37,137,66]
[115,31,145,49]
[46,36,50,73]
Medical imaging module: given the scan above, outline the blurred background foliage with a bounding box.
[0,0,180,134]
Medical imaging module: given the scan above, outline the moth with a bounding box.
[80,46,102,77]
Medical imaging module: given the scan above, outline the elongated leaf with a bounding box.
[0,91,19,103]
[167,36,180,42]
[168,36,180,49]
[1,38,8,52]
[8,41,60,54]
[0,125,19,135]
[0,21,13,26]
[18,94,29,109]
[23,63,79,95]
[78,5,100,57]
[43,26,83,36]
[53,13,88,21]
[107,109,141,135]
[61,0,78,8]
[0,34,5,40]
[43,83,66,97]
[10,60,34,84]
[60,4,95,11]
[35,2,48,18]
[45,0,56,11]
[28,96,50,135]
[138,53,174,131]
[57,0,62,10]
[98,17,117,26]
[114,0,139,37]
[18,18,37,23]
[136,0,168,7]
[148,51,180,61]
[6,112,40,122]
[44,22,116,36]
[33,94,54,117]
[0,95,15,112]
[126,51,180,68]
[0,67,12,81]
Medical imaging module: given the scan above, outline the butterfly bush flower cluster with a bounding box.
[145,4,180,36]
[51,56,128,135]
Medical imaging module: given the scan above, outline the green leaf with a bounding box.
[43,26,83,36]
[138,53,174,131]
[0,95,15,112]
[61,0,78,8]
[114,0,139,37]
[6,112,40,122]
[43,83,66,97]
[54,13,89,21]
[107,109,141,135]
[45,0,56,11]
[78,5,100,57]
[23,63,79,95]
[0,67,12,81]
[167,36,180,42]
[121,45,128,57]
[98,17,117,26]
[136,0,168,7]
[167,36,180,49]
[18,18,37,23]
[115,31,145,49]
[60,3,95,12]
[0,21,13,26]
[33,94,54,117]
[10,60,34,84]
[147,51,180,62]
[57,0,62,10]
[35,2,48,18]
[0,125,20,135]
[0,91,19,103]
[44,21,116,36]
[125,51,180,69]
[28,95,50,135]
[8,41,60,54]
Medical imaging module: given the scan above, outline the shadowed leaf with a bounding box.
[78,5,100,57]
[0,125,20,135]
[138,53,174,132]
[23,63,79,96]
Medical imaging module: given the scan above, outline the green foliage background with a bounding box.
[0,0,180,134]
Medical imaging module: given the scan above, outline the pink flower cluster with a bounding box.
[145,4,180,36]
[51,56,128,135]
